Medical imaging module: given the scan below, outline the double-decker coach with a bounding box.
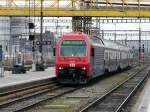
[54,32,133,84]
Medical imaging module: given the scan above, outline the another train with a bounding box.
[55,32,133,84]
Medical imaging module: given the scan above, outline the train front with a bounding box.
[55,33,90,84]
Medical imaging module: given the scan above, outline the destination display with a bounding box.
[62,40,86,45]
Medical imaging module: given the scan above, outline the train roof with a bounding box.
[62,32,88,39]
[58,33,131,52]
[103,39,130,51]
[90,35,130,51]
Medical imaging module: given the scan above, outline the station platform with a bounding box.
[131,75,150,112]
[0,67,55,89]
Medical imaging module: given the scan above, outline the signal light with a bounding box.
[29,23,34,29]
[32,46,35,52]
[29,35,35,41]
[39,46,42,53]
[142,44,144,53]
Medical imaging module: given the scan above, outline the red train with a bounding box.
[55,32,133,84]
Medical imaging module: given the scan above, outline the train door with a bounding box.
[116,51,118,70]
[120,51,122,68]
[90,46,95,78]
[108,51,110,71]
[94,46,104,77]
[117,51,120,69]
[104,50,109,72]
[127,52,130,66]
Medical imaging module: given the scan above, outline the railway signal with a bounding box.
[28,23,34,29]
[0,45,2,62]
[0,45,4,77]
[142,44,145,53]
[29,35,35,41]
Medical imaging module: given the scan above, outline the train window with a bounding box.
[91,36,104,45]
[62,40,86,45]
[60,40,86,57]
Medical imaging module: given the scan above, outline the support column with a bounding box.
[72,16,92,35]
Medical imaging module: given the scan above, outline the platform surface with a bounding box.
[131,76,150,112]
[0,67,55,88]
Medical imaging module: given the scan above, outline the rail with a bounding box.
[79,65,150,112]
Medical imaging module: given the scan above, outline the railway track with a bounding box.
[79,65,150,112]
[0,79,79,112]
[0,65,146,112]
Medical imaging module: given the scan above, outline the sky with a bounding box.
[33,17,150,40]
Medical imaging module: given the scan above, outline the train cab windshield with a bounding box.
[60,40,86,57]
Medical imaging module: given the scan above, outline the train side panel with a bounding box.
[90,45,105,78]
[120,51,128,69]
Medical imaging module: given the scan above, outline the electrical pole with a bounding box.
[33,0,36,71]
[114,24,116,41]
[40,0,43,64]
[139,25,141,64]
[138,0,141,64]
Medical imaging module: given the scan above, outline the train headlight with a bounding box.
[81,67,86,70]
[59,67,63,70]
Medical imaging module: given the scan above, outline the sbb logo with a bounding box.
[69,63,75,67]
